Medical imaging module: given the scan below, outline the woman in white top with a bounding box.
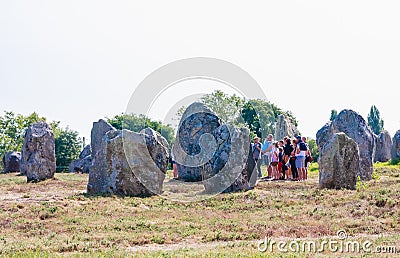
[270,142,279,180]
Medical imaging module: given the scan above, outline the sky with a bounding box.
[1,1,400,142]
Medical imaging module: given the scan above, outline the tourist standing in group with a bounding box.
[262,134,274,178]
[270,142,279,180]
[289,139,298,180]
[302,137,311,180]
[283,138,294,180]
[278,147,284,180]
[171,150,179,180]
[252,137,263,178]
[295,136,308,181]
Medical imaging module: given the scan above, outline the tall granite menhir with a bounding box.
[87,119,169,196]
[274,114,299,140]
[392,130,400,162]
[374,131,392,162]
[174,102,221,182]
[21,121,56,182]
[316,110,375,181]
[319,133,360,190]
[173,102,254,193]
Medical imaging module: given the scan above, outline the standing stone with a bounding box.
[90,119,116,157]
[173,102,253,193]
[173,102,221,181]
[316,123,332,150]
[274,114,300,140]
[316,110,375,180]
[2,151,21,173]
[88,119,115,193]
[21,121,56,182]
[374,131,392,162]
[319,133,360,190]
[79,145,92,159]
[87,127,169,196]
[202,125,252,193]
[391,130,400,162]
[69,145,92,173]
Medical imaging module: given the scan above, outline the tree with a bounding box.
[173,91,299,141]
[0,111,46,163]
[200,90,245,125]
[242,99,299,139]
[51,122,82,172]
[0,111,83,172]
[241,102,261,137]
[107,114,175,145]
[367,105,384,135]
[330,110,338,121]
[307,138,319,162]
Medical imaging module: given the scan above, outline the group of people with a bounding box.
[252,134,312,181]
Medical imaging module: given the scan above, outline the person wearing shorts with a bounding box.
[283,138,294,179]
[295,136,307,181]
[270,142,279,180]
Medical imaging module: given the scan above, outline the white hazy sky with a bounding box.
[1,1,400,142]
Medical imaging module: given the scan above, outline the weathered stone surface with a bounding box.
[2,151,21,173]
[174,102,221,181]
[316,123,331,150]
[91,119,116,158]
[202,125,252,193]
[274,114,300,140]
[69,145,92,173]
[374,131,392,162]
[69,156,92,173]
[140,128,170,173]
[319,133,360,190]
[21,121,56,182]
[87,127,169,196]
[173,102,253,193]
[391,130,400,162]
[79,145,92,159]
[316,110,375,180]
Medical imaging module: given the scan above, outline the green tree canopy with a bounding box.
[1,111,82,172]
[241,99,298,139]
[241,102,261,137]
[0,111,46,159]
[175,90,299,141]
[51,121,82,172]
[107,114,175,145]
[200,90,245,125]
[307,138,319,162]
[367,105,384,135]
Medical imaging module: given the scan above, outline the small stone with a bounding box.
[2,151,21,173]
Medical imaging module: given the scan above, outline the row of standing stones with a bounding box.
[84,102,259,196]
[2,106,400,195]
[316,109,400,190]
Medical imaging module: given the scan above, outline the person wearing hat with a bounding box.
[252,136,263,178]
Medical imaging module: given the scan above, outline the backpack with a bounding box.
[299,142,308,151]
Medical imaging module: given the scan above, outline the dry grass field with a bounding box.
[0,163,399,257]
